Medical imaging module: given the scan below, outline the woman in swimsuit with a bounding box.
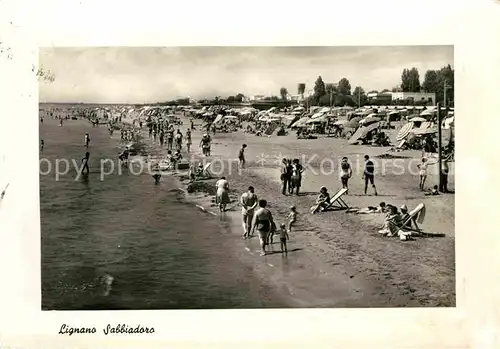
[251,199,275,256]
[340,157,352,194]
[417,157,437,191]
[215,176,230,212]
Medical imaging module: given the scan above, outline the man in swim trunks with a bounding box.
[240,186,258,239]
[85,133,90,148]
[251,199,275,256]
[363,155,378,196]
[238,144,247,169]
[81,152,90,175]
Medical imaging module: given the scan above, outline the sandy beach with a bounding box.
[174,120,455,307]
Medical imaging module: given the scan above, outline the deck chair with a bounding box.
[311,188,349,213]
[390,203,425,233]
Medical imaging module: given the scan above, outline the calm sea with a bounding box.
[40,119,284,309]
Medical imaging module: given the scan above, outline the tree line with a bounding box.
[278,64,454,108]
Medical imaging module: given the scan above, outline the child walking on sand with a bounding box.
[287,206,297,232]
[279,223,290,253]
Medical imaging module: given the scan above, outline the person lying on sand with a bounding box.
[425,185,440,196]
[346,202,387,214]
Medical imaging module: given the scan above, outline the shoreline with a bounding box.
[104,115,454,307]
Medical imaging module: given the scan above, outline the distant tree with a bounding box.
[227,96,236,103]
[437,64,454,107]
[337,78,352,95]
[391,86,402,92]
[298,83,306,96]
[280,87,288,100]
[422,70,439,94]
[381,89,391,93]
[313,76,326,105]
[401,67,421,92]
[368,90,378,94]
[352,86,368,106]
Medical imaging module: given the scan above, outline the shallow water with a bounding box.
[40,119,284,309]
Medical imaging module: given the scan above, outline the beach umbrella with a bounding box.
[306,115,327,124]
[359,122,381,138]
[396,122,414,141]
[291,117,310,128]
[343,120,359,129]
[361,114,381,124]
[409,116,427,123]
[411,127,438,135]
[333,119,348,126]
[388,110,400,115]
[294,106,305,111]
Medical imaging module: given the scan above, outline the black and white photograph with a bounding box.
[37,46,456,310]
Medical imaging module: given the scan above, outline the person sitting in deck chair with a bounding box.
[309,187,331,213]
[378,205,402,237]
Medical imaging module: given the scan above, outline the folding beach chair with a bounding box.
[311,188,350,214]
[391,203,425,233]
[201,162,212,179]
[324,188,350,210]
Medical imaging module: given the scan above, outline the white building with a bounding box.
[287,93,303,102]
[391,92,436,105]
[249,95,266,101]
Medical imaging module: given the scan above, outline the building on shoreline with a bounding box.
[391,92,436,105]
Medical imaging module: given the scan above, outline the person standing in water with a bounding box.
[185,129,192,152]
[363,155,378,196]
[84,133,90,148]
[238,144,247,169]
[81,152,90,175]
[340,157,352,194]
[279,223,290,254]
[240,186,258,239]
[40,140,44,152]
[215,176,230,212]
[175,129,183,151]
[251,199,275,256]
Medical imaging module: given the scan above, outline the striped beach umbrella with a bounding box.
[396,122,413,141]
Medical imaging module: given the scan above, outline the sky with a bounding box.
[39,46,453,104]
